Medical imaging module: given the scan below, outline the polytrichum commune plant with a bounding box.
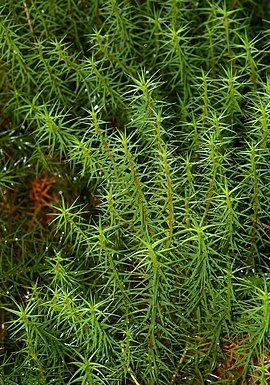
[1,1,270,384]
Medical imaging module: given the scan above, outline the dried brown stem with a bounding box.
[23,0,36,43]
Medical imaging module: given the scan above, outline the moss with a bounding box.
[1,1,270,384]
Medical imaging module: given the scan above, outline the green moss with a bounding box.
[1,1,270,384]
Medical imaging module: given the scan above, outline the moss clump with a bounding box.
[1,1,270,384]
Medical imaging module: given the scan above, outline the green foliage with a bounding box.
[1,0,270,384]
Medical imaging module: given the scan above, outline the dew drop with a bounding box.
[14,159,21,167]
